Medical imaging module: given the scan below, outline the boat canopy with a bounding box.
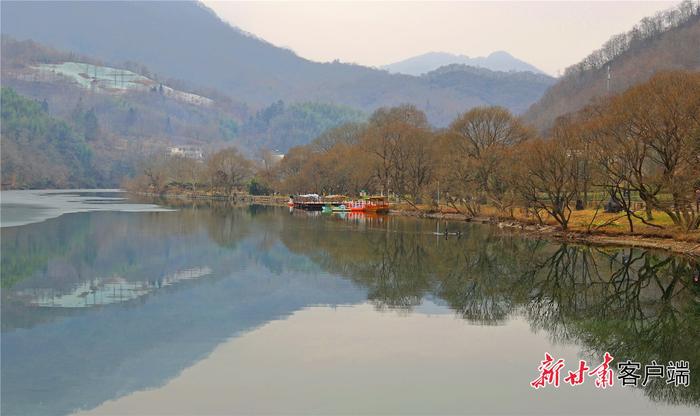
[368,196,388,202]
[324,195,348,202]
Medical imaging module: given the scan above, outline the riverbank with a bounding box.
[393,209,700,258]
[131,191,289,205]
[128,191,700,258]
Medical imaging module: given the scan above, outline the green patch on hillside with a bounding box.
[1,87,96,188]
[240,101,366,152]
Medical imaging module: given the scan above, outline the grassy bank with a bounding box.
[392,203,700,257]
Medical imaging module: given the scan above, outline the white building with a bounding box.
[168,145,204,160]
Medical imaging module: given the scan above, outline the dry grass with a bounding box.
[392,202,700,242]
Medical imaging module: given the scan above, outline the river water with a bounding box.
[1,190,698,415]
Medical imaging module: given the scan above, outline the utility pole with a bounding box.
[606,65,611,94]
[437,180,440,212]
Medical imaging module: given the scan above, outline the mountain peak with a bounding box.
[487,50,513,58]
[382,50,544,76]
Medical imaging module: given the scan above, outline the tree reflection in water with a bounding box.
[279,210,699,406]
[519,245,698,406]
[2,200,697,407]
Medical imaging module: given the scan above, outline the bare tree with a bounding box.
[444,106,531,215]
[361,105,430,201]
[517,138,579,230]
[594,71,700,231]
[206,147,253,195]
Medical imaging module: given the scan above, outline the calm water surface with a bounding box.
[1,191,698,415]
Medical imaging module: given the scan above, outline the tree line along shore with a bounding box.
[125,70,700,252]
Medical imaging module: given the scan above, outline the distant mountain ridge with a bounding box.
[0,1,554,126]
[421,64,555,115]
[382,51,546,76]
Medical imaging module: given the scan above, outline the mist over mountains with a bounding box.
[1,0,554,127]
[2,0,695,190]
[382,51,546,76]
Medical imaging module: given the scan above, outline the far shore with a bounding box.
[128,190,700,259]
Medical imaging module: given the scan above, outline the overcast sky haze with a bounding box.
[203,1,674,75]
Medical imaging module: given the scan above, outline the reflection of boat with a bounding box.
[364,196,390,213]
[347,211,382,221]
[333,211,385,224]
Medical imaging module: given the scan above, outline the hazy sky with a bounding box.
[203,1,674,75]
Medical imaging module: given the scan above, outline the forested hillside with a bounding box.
[423,65,554,115]
[1,1,554,125]
[4,1,694,191]
[1,38,247,148]
[239,101,365,152]
[1,88,107,188]
[524,0,700,132]
[1,37,368,167]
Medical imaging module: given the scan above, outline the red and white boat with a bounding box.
[349,200,366,212]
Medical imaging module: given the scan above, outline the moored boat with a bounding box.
[364,196,390,213]
[331,204,351,212]
[349,200,366,212]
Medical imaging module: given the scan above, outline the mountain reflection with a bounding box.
[1,203,698,414]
